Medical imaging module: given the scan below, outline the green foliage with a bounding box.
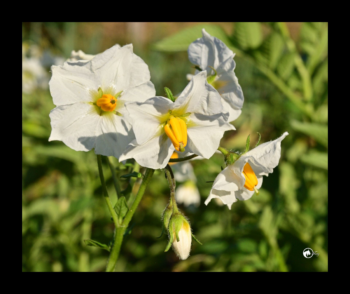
[290,120,328,147]
[152,23,233,52]
[233,22,263,50]
[114,197,129,223]
[84,239,111,252]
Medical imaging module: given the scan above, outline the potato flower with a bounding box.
[205,132,288,209]
[120,71,234,169]
[48,44,155,159]
[188,29,244,122]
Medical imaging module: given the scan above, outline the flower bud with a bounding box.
[169,214,192,260]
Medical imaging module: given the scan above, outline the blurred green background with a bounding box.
[22,22,328,272]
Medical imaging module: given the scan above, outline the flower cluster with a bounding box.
[48,29,288,261]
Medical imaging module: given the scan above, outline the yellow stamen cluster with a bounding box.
[96,94,117,112]
[164,116,187,152]
[243,163,259,193]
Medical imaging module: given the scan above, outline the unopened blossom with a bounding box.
[188,29,244,122]
[205,132,289,209]
[120,71,234,169]
[48,44,155,159]
[169,214,192,260]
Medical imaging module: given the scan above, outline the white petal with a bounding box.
[186,113,234,158]
[173,162,197,182]
[121,81,156,104]
[125,97,172,145]
[94,114,135,159]
[238,132,289,176]
[211,166,240,191]
[49,102,101,151]
[216,71,244,113]
[188,28,235,74]
[235,176,263,201]
[172,71,223,116]
[205,189,237,210]
[90,44,133,91]
[49,63,98,106]
[120,134,175,169]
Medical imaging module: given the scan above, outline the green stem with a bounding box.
[169,154,198,163]
[106,156,121,201]
[164,165,178,213]
[105,168,154,272]
[218,147,229,156]
[97,155,119,227]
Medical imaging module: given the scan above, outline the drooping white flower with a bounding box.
[175,181,200,207]
[120,71,234,169]
[188,29,244,122]
[205,132,289,209]
[48,44,155,159]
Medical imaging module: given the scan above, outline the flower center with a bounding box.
[96,94,117,112]
[243,163,259,194]
[164,116,187,152]
[169,152,179,166]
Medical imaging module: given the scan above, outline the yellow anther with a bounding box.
[96,94,117,112]
[169,152,179,166]
[164,116,188,152]
[243,163,258,192]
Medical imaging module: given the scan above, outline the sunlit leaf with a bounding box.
[152,24,233,52]
[300,151,328,170]
[290,120,328,147]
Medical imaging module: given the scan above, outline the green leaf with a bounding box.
[290,120,328,147]
[261,32,285,70]
[152,23,233,52]
[307,23,328,75]
[255,132,261,147]
[300,151,328,170]
[233,22,263,50]
[164,87,175,102]
[277,52,295,81]
[22,121,50,139]
[84,239,110,252]
[191,233,202,245]
[114,196,129,221]
[120,172,142,179]
[245,134,251,153]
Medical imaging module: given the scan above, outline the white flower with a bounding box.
[188,29,244,122]
[175,181,200,207]
[171,217,192,260]
[48,44,155,159]
[205,132,289,209]
[22,43,49,93]
[120,71,234,169]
